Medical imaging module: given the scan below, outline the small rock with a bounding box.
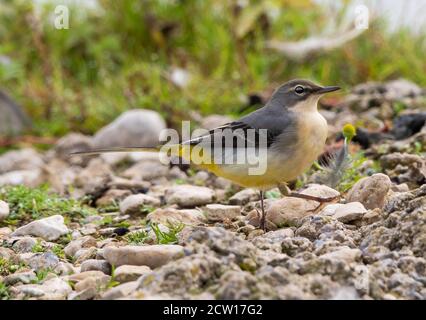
[165,185,215,207]
[68,287,97,300]
[12,237,37,253]
[11,215,69,241]
[262,228,294,242]
[4,271,37,285]
[122,160,169,181]
[93,109,166,149]
[361,208,382,225]
[204,204,241,222]
[74,274,110,292]
[0,148,44,174]
[266,198,315,227]
[103,244,184,268]
[147,207,205,225]
[229,189,259,205]
[119,194,161,215]
[332,202,367,223]
[27,252,60,271]
[64,236,97,258]
[80,259,112,275]
[74,158,112,194]
[96,189,131,207]
[14,277,72,300]
[346,173,392,209]
[0,200,9,221]
[53,133,93,165]
[114,265,152,283]
[101,281,139,300]
[320,247,362,263]
[0,169,44,187]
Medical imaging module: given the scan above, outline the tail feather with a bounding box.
[70,146,160,156]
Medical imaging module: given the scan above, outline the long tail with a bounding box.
[70,146,160,156]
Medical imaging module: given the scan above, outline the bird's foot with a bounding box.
[289,192,340,213]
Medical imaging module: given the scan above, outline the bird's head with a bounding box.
[270,79,340,112]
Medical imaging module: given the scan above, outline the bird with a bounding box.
[72,79,340,230]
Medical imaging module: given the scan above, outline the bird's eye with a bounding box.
[295,86,305,95]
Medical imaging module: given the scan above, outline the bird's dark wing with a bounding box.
[183,105,298,149]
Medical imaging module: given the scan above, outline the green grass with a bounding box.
[0,185,97,226]
[0,1,425,140]
[0,282,10,300]
[151,222,184,245]
[125,229,149,245]
[0,257,27,276]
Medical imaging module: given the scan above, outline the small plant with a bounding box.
[0,185,97,226]
[140,205,155,215]
[107,265,120,289]
[51,245,65,259]
[32,268,53,284]
[125,230,148,245]
[265,189,281,199]
[32,240,45,253]
[151,222,184,245]
[0,282,10,300]
[0,258,26,276]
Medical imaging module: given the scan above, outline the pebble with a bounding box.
[80,259,112,275]
[12,237,37,253]
[103,244,184,268]
[0,200,9,221]
[64,236,97,258]
[332,202,367,223]
[346,173,392,209]
[204,204,241,222]
[114,265,152,283]
[14,277,72,300]
[11,215,69,241]
[147,207,205,225]
[93,109,166,149]
[165,185,215,207]
[119,194,161,215]
[228,189,259,205]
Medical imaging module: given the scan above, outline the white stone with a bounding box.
[333,202,367,223]
[346,173,392,209]
[11,215,69,241]
[204,204,241,222]
[147,207,205,225]
[119,194,161,215]
[93,109,166,149]
[165,185,215,207]
[0,200,9,221]
[114,265,152,283]
[103,244,184,268]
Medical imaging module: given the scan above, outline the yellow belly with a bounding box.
[177,111,328,190]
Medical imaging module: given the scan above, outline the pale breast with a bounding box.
[267,111,328,183]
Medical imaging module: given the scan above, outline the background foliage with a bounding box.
[0,0,425,136]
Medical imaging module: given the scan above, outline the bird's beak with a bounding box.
[316,86,340,94]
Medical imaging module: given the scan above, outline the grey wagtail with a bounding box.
[72,79,340,230]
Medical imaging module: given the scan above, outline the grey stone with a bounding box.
[80,259,112,275]
[119,194,161,215]
[103,245,184,268]
[11,215,69,241]
[165,185,215,207]
[93,109,166,149]
[204,204,241,222]
[0,200,9,221]
[347,173,392,209]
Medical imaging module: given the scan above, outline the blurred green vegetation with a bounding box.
[0,0,425,137]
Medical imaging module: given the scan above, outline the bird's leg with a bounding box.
[278,182,339,212]
[259,190,266,231]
